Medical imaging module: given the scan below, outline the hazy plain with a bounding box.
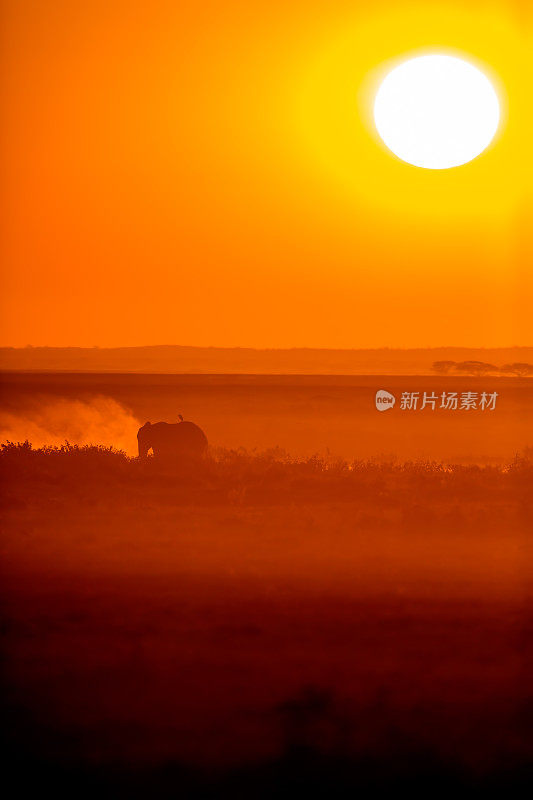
[0,372,531,463]
[1,372,531,793]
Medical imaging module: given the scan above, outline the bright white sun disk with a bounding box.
[373,55,500,169]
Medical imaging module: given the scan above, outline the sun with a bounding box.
[373,54,501,170]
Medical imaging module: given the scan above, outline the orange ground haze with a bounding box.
[1,0,532,348]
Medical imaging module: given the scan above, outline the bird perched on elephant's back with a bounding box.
[137,418,208,460]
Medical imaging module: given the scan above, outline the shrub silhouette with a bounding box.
[1,440,530,513]
[432,360,456,374]
[453,361,498,376]
[499,362,533,377]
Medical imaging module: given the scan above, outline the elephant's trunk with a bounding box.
[138,440,149,458]
[137,421,152,459]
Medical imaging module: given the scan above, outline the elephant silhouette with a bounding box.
[137,418,208,460]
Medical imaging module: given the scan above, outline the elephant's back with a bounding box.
[153,420,207,454]
[175,421,208,450]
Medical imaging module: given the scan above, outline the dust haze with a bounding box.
[0,396,139,455]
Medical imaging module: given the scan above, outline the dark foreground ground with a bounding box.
[1,444,532,796]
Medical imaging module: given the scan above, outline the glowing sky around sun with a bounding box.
[0,0,531,348]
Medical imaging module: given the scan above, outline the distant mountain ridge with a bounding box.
[1,346,532,374]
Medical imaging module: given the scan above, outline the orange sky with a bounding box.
[0,0,531,348]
